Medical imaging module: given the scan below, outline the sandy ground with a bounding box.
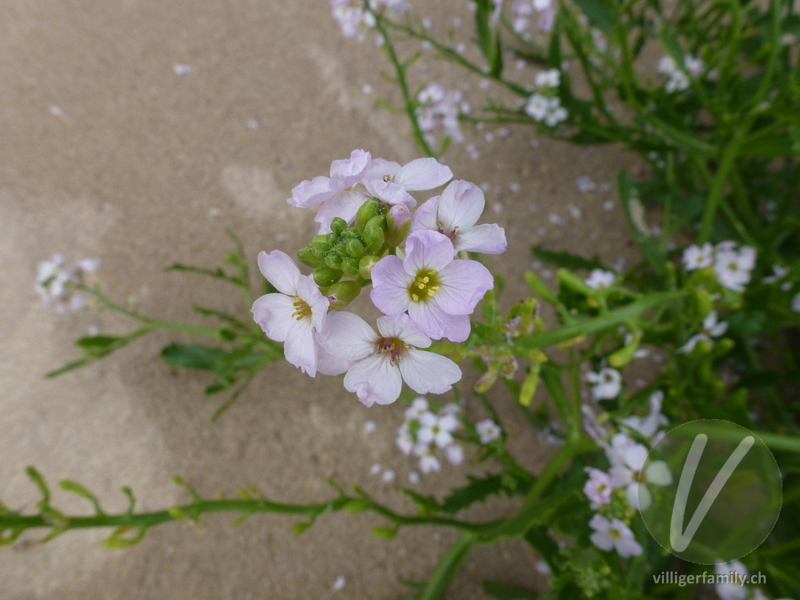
[0,1,644,598]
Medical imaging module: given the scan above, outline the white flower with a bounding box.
[535,68,560,88]
[418,411,460,448]
[397,426,415,455]
[587,368,622,400]
[475,419,501,444]
[525,94,550,121]
[618,391,668,440]
[665,70,690,92]
[679,310,729,352]
[381,469,396,483]
[714,561,749,600]
[408,471,420,484]
[608,433,672,510]
[445,443,464,465]
[543,98,568,126]
[35,254,100,313]
[415,445,441,473]
[684,54,704,77]
[682,243,714,270]
[320,312,462,407]
[714,243,756,292]
[583,468,612,507]
[405,397,430,420]
[657,55,678,75]
[763,265,792,291]
[585,269,616,289]
[582,404,611,444]
[589,514,643,557]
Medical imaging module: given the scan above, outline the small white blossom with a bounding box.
[682,243,714,270]
[475,419,501,444]
[585,269,616,289]
[589,514,643,557]
[35,254,100,314]
[679,310,729,352]
[587,368,622,400]
[714,243,756,292]
[535,68,560,88]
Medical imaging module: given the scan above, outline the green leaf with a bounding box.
[532,247,605,272]
[482,581,539,599]
[441,474,507,515]
[45,357,92,378]
[60,480,105,515]
[75,335,121,349]
[572,0,615,35]
[160,344,225,371]
[103,525,146,548]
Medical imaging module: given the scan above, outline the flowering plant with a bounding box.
[4,1,800,599]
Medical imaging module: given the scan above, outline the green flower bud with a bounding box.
[366,215,385,230]
[358,255,380,279]
[326,280,362,309]
[313,266,341,287]
[330,217,347,235]
[297,248,323,268]
[356,198,381,228]
[341,257,360,277]
[334,242,348,257]
[326,233,337,245]
[310,234,328,244]
[363,225,385,253]
[310,241,330,258]
[324,254,343,270]
[346,239,365,259]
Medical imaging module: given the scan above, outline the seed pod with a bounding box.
[297,247,323,268]
[330,217,347,235]
[313,266,341,287]
[346,239,365,259]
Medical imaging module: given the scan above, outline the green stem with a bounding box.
[417,532,476,600]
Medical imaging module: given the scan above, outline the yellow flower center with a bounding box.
[292,297,312,321]
[609,527,621,540]
[408,269,441,303]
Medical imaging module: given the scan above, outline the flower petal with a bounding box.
[329,149,371,190]
[644,460,672,486]
[251,293,295,342]
[284,319,318,376]
[363,179,417,207]
[436,259,494,314]
[407,301,471,342]
[287,176,334,208]
[257,250,301,295]
[344,353,402,406]
[404,230,455,276]
[315,332,351,376]
[411,195,441,232]
[399,348,462,394]
[321,311,378,361]
[394,158,453,191]
[370,256,413,315]
[362,158,400,182]
[455,223,508,254]
[296,275,329,332]
[437,180,484,230]
[377,314,431,348]
[314,190,370,233]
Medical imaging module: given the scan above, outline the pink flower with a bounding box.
[589,514,643,558]
[370,230,494,342]
[362,157,453,206]
[251,250,347,377]
[320,311,462,407]
[583,468,612,507]
[411,180,507,254]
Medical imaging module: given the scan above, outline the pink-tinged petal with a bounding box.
[363,158,400,182]
[252,293,295,342]
[438,180,484,230]
[364,179,417,207]
[616,536,643,558]
[404,230,455,275]
[406,302,469,342]
[314,190,370,233]
[436,259,494,314]
[257,250,301,295]
[315,332,351,376]
[377,314,431,348]
[287,176,334,208]
[329,149,371,190]
[394,158,453,191]
[590,531,615,552]
[589,513,610,533]
[320,311,378,361]
[399,348,461,394]
[284,319,318,376]
[295,275,329,332]
[455,223,507,254]
[439,313,471,342]
[370,256,412,315]
[344,354,402,406]
[411,195,441,232]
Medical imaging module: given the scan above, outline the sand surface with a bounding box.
[0,1,644,598]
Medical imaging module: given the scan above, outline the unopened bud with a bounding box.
[363,224,385,253]
[327,280,362,309]
[341,257,360,276]
[324,254,343,270]
[386,204,412,247]
[346,239,365,259]
[310,241,330,259]
[359,255,380,279]
[356,198,381,228]
[330,217,347,235]
[313,266,341,287]
[297,248,323,268]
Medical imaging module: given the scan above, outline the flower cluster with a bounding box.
[35,253,100,314]
[714,561,791,600]
[657,53,704,93]
[524,67,568,127]
[416,83,469,144]
[397,397,464,473]
[582,391,671,558]
[682,241,757,292]
[509,0,556,35]
[253,150,507,407]
[330,0,408,40]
